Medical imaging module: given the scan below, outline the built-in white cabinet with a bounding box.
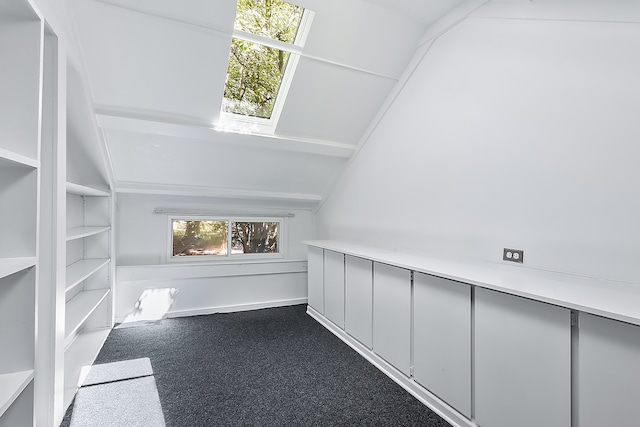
[306,242,640,427]
[307,246,324,314]
[413,273,471,418]
[345,255,372,348]
[373,263,411,376]
[0,0,43,424]
[578,313,640,427]
[474,288,571,427]
[323,250,344,328]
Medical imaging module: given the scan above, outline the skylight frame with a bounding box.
[218,4,315,135]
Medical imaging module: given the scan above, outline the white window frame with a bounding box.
[168,215,285,263]
[217,7,315,134]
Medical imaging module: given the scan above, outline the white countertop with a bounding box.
[305,240,640,326]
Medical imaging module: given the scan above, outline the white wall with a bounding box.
[114,193,314,321]
[316,3,640,285]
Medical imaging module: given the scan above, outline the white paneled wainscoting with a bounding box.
[306,241,640,427]
[115,260,308,323]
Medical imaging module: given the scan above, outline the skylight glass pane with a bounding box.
[223,39,291,119]
[234,0,304,44]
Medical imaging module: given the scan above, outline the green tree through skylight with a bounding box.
[223,0,305,119]
[234,0,303,43]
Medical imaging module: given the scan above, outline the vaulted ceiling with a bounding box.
[66,0,466,206]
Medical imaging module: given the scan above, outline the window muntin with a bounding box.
[170,217,282,261]
[221,0,311,127]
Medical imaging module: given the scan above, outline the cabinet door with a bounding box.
[307,246,324,314]
[475,288,571,427]
[579,313,640,427]
[414,273,471,417]
[373,263,411,376]
[323,250,345,328]
[345,255,373,348]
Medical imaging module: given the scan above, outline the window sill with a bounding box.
[117,259,307,282]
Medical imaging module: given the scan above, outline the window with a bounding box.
[170,217,282,261]
[219,0,313,132]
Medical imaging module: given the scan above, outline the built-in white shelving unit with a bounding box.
[1,0,114,424]
[61,66,114,415]
[0,0,43,424]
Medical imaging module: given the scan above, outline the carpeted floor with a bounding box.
[61,304,451,426]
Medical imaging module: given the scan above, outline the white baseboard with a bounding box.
[306,306,477,427]
[115,298,308,323]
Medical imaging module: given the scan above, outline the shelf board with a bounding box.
[0,147,38,169]
[66,182,110,197]
[65,289,110,346]
[65,259,110,293]
[0,370,34,418]
[63,327,111,412]
[0,257,36,280]
[66,226,110,241]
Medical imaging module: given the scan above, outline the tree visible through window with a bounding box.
[232,221,279,254]
[172,220,228,256]
[171,218,281,258]
[223,0,306,119]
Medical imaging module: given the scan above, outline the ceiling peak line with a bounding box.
[92,0,399,81]
[315,38,438,214]
[315,0,492,212]
[418,0,490,48]
[470,15,640,26]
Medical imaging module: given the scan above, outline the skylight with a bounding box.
[220,0,313,131]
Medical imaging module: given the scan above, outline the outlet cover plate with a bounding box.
[503,248,524,263]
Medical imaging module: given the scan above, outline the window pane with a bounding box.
[234,0,305,44]
[172,220,228,257]
[231,221,279,254]
[223,39,291,119]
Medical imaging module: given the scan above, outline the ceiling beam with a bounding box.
[96,112,356,159]
[93,0,400,81]
[115,181,322,204]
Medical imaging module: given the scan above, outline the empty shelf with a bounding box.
[66,182,110,197]
[65,259,110,292]
[63,327,111,411]
[0,370,34,418]
[0,258,36,280]
[65,289,110,346]
[0,148,38,169]
[66,226,110,241]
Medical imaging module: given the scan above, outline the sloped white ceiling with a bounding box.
[68,0,465,204]
[106,129,347,196]
[276,57,397,143]
[70,0,232,124]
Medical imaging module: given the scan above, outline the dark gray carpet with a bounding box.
[61,304,451,426]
